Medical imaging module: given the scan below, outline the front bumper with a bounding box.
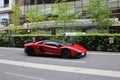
[74,52,86,57]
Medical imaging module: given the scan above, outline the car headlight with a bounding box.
[81,52,85,56]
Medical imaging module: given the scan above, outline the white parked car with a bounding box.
[63,32,86,36]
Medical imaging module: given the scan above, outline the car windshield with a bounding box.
[56,41,72,46]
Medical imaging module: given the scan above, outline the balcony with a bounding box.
[108,0,120,10]
[20,0,120,15]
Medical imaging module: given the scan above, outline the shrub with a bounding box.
[0,37,9,47]
[1,34,120,52]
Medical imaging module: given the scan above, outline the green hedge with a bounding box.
[0,34,120,52]
[0,37,9,47]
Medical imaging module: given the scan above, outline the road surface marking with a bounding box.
[0,59,120,78]
[0,47,23,50]
[5,72,46,80]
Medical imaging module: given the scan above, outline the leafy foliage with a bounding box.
[26,7,47,32]
[51,0,77,31]
[1,34,120,52]
[26,8,46,22]
[0,37,9,47]
[88,0,114,30]
[11,1,22,26]
[10,0,22,34]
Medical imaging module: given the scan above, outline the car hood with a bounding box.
[71,44,87,52]
[24,42,34,46]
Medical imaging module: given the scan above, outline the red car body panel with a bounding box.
[24,40,87,57]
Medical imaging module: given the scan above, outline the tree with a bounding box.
[88,0,114,32]
[26,8,46,22]
[26,7,46,32]
[10,0,22,34]
[51,0,77,33]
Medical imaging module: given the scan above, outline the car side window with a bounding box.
[44,42,58,47]
[48,44,57,47]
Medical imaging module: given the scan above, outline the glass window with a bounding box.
[45,42,57,47]
[4,0,9,7]
[24,0,81,5]
[0,0,4,8]
[4,0,9,4]
[30,0,34,5]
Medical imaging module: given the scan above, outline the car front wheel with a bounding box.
[25,47,35,56]
[61,49,71,58]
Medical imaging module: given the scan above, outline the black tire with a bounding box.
[26,47,35,56]
[61,49,71,58]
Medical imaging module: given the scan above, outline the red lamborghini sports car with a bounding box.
[24,40,87,58]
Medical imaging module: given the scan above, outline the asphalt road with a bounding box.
[0,47,120,80]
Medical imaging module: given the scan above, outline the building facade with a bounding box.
[20,0,120,33]
[0,0,15,27]
[0,0,120,33]
[21,0,120,20]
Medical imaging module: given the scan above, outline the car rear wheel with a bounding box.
[26,47,35,56]
[61,49,71,58]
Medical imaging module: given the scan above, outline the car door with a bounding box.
[43,42,61,55]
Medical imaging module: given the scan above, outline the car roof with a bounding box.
[43,40,58,44]
[43,40,53,42]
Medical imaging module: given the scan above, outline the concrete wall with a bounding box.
[0,0,15,13]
